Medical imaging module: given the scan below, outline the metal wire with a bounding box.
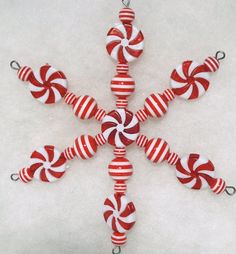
[225,186,236,196]
[112,246,121,254]
[10,173,19,181]
[122,0,131,8]
[215,51,226,61]
[10,60,21,71]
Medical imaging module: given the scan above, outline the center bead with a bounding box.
[101,108,140,148]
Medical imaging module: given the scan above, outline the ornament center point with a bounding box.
[121,39,129,47]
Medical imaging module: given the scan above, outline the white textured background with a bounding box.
[0,0,236,253]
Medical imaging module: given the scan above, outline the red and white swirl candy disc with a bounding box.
[28,64,68,104]
[170,61,210,100]
[102,109,140,147]
[176,154,215,189]
[106,23,144,63]
[29,145,67,182]
[103,194,136,233]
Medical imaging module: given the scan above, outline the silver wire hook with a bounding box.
[112,246,121,254]
[10,60,21,71]
[122,0,131,8]
[225,186,236,196]
[215,51,226,61]
[10,173,19,181]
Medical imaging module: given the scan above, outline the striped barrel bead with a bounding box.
[167,152,180,166]
[116,98,128,109]
[95,133,106,146]
[63,147,76,160]
[114,181,127,194]
[144,93,168,118]
[95,108,106,121]
[74,135,97,159]
[111,74,135,98]
[119,7,135,23]
[64,92,77,105]
[111,232,127,246]
[135,109,148,122]
[108,157,133,181]
[73,95,98,119]
[19,167,33,183]
[209,178,226,194]
[116,63,129,74]
[17,66,33,81]
[145,138,170,163]
[136,135,148,148]
[114,147,126,158]
[204,56,220,72]
[163,89,175,102]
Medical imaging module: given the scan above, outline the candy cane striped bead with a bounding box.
[136,135,148,148]
[163,89,175,102]
[95,133,106,146]
[19,167,33,183]
[116,98,128,108]
[108,157,133,181]
[116,64,129,74]
[63,147,76,160]
[111,232,127,246]
[95,108,106,121]
[167,152,180,166]
[145,138,170,163]
[17,66,32,81]
[119,8,135,24]
[114,181,127,194]
[111,74,135,98]
[74,135,97,160]
[144,93,168,118]
[73,95,98,119]
[204,57,220,72]
[135,109,148,122]
[209,178,226,194]
[114,147,126,158]
[64,92,77,105]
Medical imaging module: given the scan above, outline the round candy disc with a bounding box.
[28,64,68,104]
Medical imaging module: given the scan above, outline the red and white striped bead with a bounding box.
[119,8,135,24]
[114,147,126,158]
[63,147,76,160]
[74,135,97,160]
[163,89,175,102]
[17,66,32,81]
[167,152,179,166]
[95,133,106,146]
[135,109,148,122]
[108,157,133,181]
[114,181,127,194]
[145,138,170,163]
[116,63,129,74]
[111,232,127,246]
[64,92,77,105]
[136,135,148,148]
[116,98,128,109]
[144,93,168,118]
[73,95,98,119]
[95,108,106,121]
[204,56,220,72]
[209,178,226,194]
[110,74,135,98]
[19,167,33,183]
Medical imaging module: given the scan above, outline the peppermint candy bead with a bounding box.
[175,154,215,189]
[108,157,133,181]
[102,109,140,147]
[106,23,144,63]
[95,133,106,146]
[95,108,106,121]
[114,181,127,194]
[116,99,128,109]
[144,93,169,118]
[167,152,180,166]
[63,147,76,160]
[114,147,126,158]
[29,145,67,182]
[204,56,220,72]
[145,138,170,163]
[111,232,127,246]
[136,134,148,148]
[19,167,33,183]
[135,109,148,122]
[73,95,98,119]
[119,8,135,24]
[103,194,136,233]
[162,89,175,102]
[170,60,210,100]
[111,74,135,98]
[28,64,68,104]
[64,92,76,105]
[209,178,226,194]
[74,135,97,160]
[18,66,33,81]
[116,63,129,74]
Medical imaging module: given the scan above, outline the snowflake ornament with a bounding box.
[10,1,235,253]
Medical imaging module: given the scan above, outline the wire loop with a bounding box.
[225,186,236,196]
[10,173,19,181]
[215,51,226,61]
[122,0,131,8]
[10,60,21,71]
[112,246,121,254]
